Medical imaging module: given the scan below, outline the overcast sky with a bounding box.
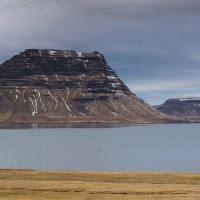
[0,0,200,105]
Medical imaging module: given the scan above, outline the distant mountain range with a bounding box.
[154,97,200,122]
[0,49,183,123]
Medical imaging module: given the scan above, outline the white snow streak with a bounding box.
[61,96,71,111]
[38,50,42,56]
[36,89,46,111]
[16,88,21,94]
[22,87,27,103]
[76,51,84,57]
[109,100,118,111]
[29,97,37,116]
[83,60,88,69]
[59,90,71,112]
[55,74,60,81]
[42,75,49,84]
[88,105,96,116]
[48,90,57,111]
[49,50,57,56]
[82,93,87,98]
[107,75,116,80]
[97,54,101,58]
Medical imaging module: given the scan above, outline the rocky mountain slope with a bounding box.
[154,97,200,121]
[0,49,182,123]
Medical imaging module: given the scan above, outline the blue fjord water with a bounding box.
[0,123,200,172]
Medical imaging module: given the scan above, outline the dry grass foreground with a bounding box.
[0,170,200,199]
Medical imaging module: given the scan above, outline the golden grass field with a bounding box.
[0,170,200,199]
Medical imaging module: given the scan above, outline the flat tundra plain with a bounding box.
[0,170,200,199]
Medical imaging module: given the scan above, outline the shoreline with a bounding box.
[0,121,195,129]
[1,168,200,174]
[0,116,191,124]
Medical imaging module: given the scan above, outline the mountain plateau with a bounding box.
[0,49,183,123]
[154,97,200,122]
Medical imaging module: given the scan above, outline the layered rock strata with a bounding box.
[154,97,200,121]
[0,49,181,123]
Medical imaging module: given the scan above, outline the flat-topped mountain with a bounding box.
[0,49,182,123]
[154,97,200,121]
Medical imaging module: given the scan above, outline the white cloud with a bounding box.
[127,79,200,105]
[128,79,200,92]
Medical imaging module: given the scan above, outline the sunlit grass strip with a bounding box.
[0,170,200,199]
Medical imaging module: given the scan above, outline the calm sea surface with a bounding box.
[0,123,200,172]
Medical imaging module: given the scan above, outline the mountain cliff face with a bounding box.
[154,97,200,121]
[0,49,181,123]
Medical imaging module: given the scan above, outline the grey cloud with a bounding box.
[67,0,200,19]
[0,0,200,105]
